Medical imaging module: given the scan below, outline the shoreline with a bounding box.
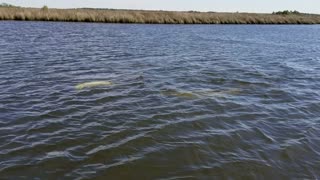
[1,7,320,24]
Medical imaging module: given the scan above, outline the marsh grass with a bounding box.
[0,7,320,24]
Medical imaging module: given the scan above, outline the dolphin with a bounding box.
[75,81,113,90]
[194,89,241,97]
[162,88,241,99]
[161,89,198,98]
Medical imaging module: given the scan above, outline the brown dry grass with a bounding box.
[1,7,320,24]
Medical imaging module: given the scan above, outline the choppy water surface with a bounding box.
[1,22,320,179]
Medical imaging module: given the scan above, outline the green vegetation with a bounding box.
[272,10,301,15]
[0,6,319,24]
[41,5,49,12]
[0,3,17,7]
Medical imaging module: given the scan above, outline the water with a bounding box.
[1,22,320,179]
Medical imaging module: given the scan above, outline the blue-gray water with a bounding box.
[1,22,320,179]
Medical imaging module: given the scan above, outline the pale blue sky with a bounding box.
[1,0,319,14]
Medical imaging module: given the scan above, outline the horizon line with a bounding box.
[1,2,318,15]
[1,3,318,15]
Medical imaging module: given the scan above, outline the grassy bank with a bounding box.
[1,7,320,24]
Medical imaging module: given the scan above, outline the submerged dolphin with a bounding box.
[194,89,241,97]
[161,90,198,98]
[162,88,241,99]
[75,81,113,90]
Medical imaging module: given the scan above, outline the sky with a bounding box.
[1,0,319,14]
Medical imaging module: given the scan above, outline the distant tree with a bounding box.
[42,5,49,11]
[0,3,16,7]
[292,10,300,14]
[273,10,301,15]
[187,10,200,13]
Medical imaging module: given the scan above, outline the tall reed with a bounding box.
[0,7,320,24]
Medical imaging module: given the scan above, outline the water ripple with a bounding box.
[0,22,320,179]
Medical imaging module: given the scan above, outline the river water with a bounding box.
[1,22,320,179]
